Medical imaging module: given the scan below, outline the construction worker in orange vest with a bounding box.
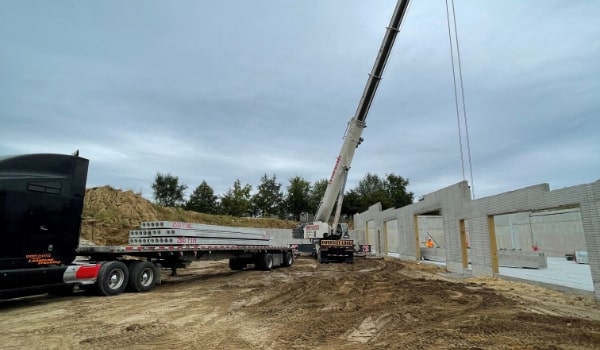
[426,238,434,248]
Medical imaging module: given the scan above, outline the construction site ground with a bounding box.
[2,257,600,350]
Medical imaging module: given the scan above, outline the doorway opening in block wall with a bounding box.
[383,219,400,258]
[492,207,586,258]
[366,220,377,255]
[491,207,591,289]
[416,210,445,264]
[459,219,470,270]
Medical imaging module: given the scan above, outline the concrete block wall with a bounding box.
[465,184,551,275]
[354,181,471,265]
[352,179,600,298]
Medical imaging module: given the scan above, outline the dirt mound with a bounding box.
[81,186,297,246]
[81,186,159,245]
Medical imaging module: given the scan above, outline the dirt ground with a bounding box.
[2,257,599,350]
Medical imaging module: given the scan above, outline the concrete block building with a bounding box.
[352,180,600,298]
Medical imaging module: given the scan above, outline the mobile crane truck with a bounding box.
[292,0,411,263]
[0,153,294,298]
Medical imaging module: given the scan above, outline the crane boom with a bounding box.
[314,0,410,224]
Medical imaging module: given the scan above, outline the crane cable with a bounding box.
[445,0,475,199]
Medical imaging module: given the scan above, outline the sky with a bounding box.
[1,0,599,203]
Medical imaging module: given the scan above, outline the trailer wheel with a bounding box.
[282,251,293,267]
[96,261,129,296]
[128,261,158,293]
[259,253,273,271]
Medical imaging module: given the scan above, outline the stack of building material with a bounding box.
[128,221,272,246]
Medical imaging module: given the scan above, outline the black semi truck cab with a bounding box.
[0,153,92,297]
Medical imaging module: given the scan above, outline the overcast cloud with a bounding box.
[1,0,598,203]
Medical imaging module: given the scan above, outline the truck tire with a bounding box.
[317,250,324,264]
[96,261,129,296]
[259,253,273,271]
[229,258,245,270]
[282,251,293,267]
[127,261,158,293]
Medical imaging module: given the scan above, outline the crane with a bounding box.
[293,0,411,263]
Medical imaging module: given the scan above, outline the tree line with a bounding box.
[152,172,414,220]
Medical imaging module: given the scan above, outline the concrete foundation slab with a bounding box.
[423,257,593,292]
[499,257,593,292]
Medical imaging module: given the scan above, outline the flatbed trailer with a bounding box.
[82,243,294,296]
[0,153,293,299]
[2,243,293,298]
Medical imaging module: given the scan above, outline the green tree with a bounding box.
[385,173,414,208]
[347,172,413,212]
[341,189,363,216]
[355,172,391,209]
[285,176,311,221]
[308,178,328,212]
[185,180,218,214]
[220,179,252,217]
[251,174,283,218]
[152,173,187,207]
